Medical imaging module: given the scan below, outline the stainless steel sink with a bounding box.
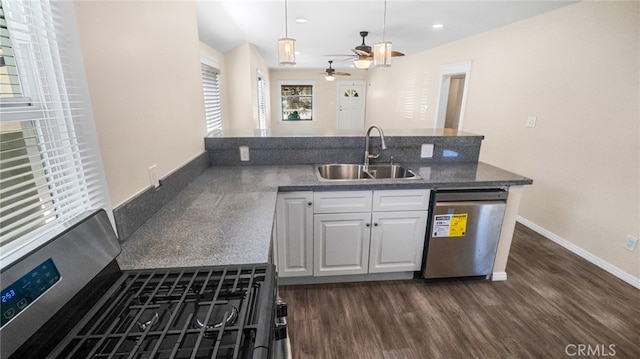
[316,164,420,181]
[317,164,372,180]
[366,164,418,179]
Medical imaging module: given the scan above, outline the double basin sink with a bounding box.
[317,163,420,181]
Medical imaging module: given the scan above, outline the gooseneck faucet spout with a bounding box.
[364,124,387,169]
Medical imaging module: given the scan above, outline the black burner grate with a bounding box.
[50,265,274,359]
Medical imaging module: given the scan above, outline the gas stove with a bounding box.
[0,210,287,359]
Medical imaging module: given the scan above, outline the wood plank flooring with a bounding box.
[278,223,640,358]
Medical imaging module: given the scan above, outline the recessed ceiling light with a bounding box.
[295,18,308,23]
[432,24,444,29]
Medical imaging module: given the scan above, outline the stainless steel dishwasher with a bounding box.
[422,189,508,279]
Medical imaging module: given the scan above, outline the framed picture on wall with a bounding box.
[279,81,315,122]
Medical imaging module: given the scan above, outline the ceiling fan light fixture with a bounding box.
[278,0,296,66]
[353,58,372,69]
[325,74,335,81]
[373,41,392,67]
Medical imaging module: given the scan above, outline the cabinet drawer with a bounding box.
[373,189,431,212]
[314,191,373,213]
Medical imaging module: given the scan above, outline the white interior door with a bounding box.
[337,80,366,130]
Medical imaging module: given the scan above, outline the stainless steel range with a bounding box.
[0,210,288,359]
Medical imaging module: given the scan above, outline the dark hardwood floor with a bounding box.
[279,223,640,359]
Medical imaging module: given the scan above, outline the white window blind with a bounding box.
[257,72,266,129]
[201,63,222,132]
[0,0,111,267]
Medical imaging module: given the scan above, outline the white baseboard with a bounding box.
[516,216,640,290]
[492,271,507,281]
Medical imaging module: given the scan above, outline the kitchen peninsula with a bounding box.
[116,129,533,282]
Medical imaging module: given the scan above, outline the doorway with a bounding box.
[336,80,366,130]
[434,61,471,130]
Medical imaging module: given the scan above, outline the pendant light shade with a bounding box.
[278,0,295,66]
[278,38,296,66]
[373,0,392,67]
[373,41,392,67]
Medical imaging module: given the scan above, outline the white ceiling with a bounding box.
[196,0,575,71]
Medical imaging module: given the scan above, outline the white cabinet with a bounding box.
[373,189,430,212]
[314,213,371,276]
[313,191,373,276]
[276,189,430,279]
[313,191,373,213]
[369,189,429,273]
[275,192,313,277]
[369,211,428,273]
[313,189,430,276]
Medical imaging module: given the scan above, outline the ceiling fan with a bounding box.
[326,31,405,69]
[352,31,405,58]
[321,60,351,81]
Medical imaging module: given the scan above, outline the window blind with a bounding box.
[0,0,111,267]
[257,73,267,129]
[201,64,222,132]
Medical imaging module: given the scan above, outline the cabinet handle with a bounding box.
[307,202,312,206]
[366,223,370,227]
[374,223,379,227]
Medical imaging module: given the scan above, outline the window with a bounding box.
[257,71,266,129]
[201,63,222,132]
[0,0,110,267]
[279,81,315,122]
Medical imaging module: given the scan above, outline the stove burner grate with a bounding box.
[48,265,271,359]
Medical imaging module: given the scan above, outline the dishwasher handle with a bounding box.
[435,189,508,202]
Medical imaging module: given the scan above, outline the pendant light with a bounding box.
[373,0,392,67]
[278,0,296,66]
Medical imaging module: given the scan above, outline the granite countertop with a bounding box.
[116,162,532,270]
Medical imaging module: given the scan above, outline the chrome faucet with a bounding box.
[364,124,387,169]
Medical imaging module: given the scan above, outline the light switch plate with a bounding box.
[421,144,434,158]
[624,235,637,251]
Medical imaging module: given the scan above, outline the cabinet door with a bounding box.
[373,189,430,212]
[369,211,428,273]
[314,213,371,276]
[276,192,313,277]
[313,191,372,213]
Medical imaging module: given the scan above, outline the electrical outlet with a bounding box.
[525,116,537,127]
[148,165,160,188]
[239,146,250,161]
[623,235,637,251]
[420,144,434,158]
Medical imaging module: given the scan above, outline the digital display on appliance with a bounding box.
[1,258,60,328]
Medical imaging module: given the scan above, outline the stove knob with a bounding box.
[276,300,287,318]
[274,320,288,340]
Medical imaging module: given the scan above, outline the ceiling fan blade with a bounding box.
[334,72,351,76]
[391,50,405,57]
[352,49,371,57]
